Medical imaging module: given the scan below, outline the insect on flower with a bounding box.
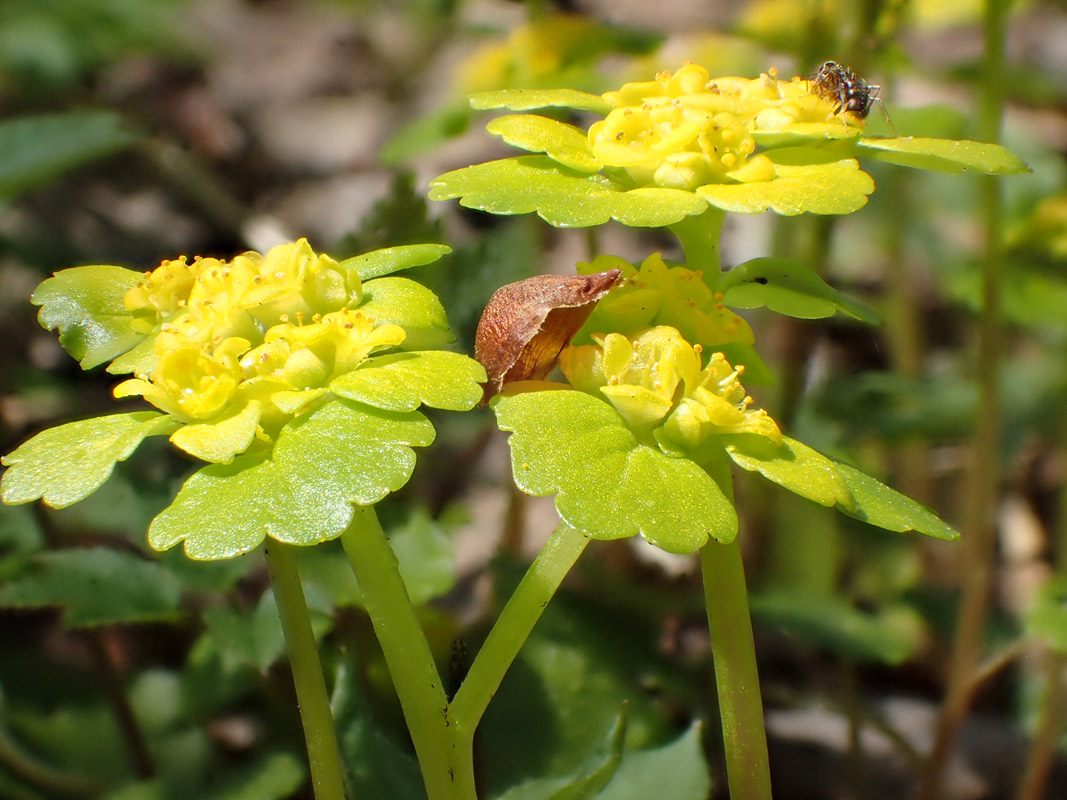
[809,60,881,119]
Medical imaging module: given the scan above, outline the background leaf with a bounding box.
[494,710,627,800]
[596,724,712,800]
[293,511,458,609]
[0,548,182,627]
[333,663,426,800]
[0,503,43,582]
[385,510,458,606]
[478,583,684,796]
[379,103,472,165]
[493,390,736,553]
[0,111,136,199]
[1026,576,1067,654]
[202,589,332,673]
[749,590,920,664]
[105,751,306,800]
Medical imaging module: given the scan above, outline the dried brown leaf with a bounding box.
[474,269,622,404]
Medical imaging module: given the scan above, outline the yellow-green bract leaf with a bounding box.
[358,276,453,350]
[1,412,177,509]
[340,244,452,281]
[32,265,145,369]
[0,548,182,628]
[726,435,852,508]
[170,401,263,464]
[494,390,737,553]
[106,335,157,376]
[751,125,860,149]
[272,388,329,415]
[721,257,882,324]
[833,462,958,540]
[469,89,613,115]
[486,115,598,171]
[331,351,486,412]
[148,399,435,560]
[698,157,874,216]
[854,137,1031,174]
[429,155,708,228]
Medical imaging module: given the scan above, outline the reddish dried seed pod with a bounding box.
[474,269,622,404]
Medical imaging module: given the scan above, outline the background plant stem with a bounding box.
[87,629,155,779]
[339,506,466,800]
[701,458,772,800]
[264,542,346,800]
[1014,435,1067,800]
[1014,652,1067,800]
[916,0,1011,796]
[883,170,934,504]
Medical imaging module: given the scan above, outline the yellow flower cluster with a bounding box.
[577,253,754,351]
[560,326,780,453]
[457,14,602,94]
[115,240,403,445]
[125,239,356,344]
[589,62,858,191]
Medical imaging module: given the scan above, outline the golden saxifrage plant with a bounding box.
[2,62,1029,800]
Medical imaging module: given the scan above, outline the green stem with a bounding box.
[668,207,726,289]
[450,524,590,730]
[339,507,466,800]
[264,542,346,800]
[448,525,588,785]
[700,459,772,800]
[916,1,1011,797]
